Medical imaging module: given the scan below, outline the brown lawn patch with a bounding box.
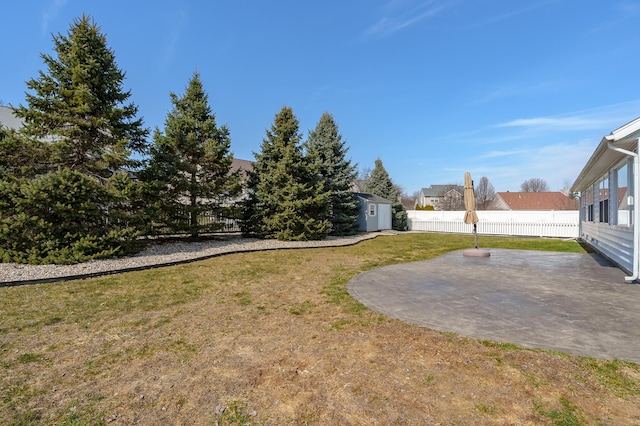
[1,234,639,424]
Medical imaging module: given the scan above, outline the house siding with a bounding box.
[571,117,640,279]
[577,156,635,274]
[581,221,633,273]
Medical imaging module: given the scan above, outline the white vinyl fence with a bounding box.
[407,210,579,238]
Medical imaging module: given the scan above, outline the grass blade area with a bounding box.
[1,233,639,424]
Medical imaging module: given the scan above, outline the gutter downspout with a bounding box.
[606,136,640,282]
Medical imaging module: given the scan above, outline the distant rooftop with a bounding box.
[493,192,578,210]
[230,158,253,181]
[0,106,23,131]
[420,184,463,196]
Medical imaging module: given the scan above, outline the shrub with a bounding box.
[0,168,138,264]
[415,204,435,211]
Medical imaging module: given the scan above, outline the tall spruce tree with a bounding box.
[14,14,147,176]
[305,112,359,235]
[0,15,148,264]
[242,106,328,240]
[365,158,399,201]
[0,126,50,180]
[365,158,408,231]
[141,72,241,237]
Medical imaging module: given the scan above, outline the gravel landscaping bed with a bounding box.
[0,232,384,286]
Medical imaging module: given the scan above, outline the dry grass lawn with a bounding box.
[1,233,640,425]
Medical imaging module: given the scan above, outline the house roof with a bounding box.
[572,116,640,193]
[230,158,253,181]
[356,193,393,204]
[420,185,463,197]
[492,192,578,210]
[0,106,23,131]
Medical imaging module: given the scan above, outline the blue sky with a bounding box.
[3,1,640,195]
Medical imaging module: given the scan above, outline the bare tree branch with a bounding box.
[475,176,495,210]
[520,178,549,192]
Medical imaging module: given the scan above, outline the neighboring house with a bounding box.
[0,105,23,130]
[571,116,640,281]
[229,158,254,197]
[230,158,253,180]
[490,192,578,211]
[439,187,465,211]
[351,179,367,193]
[356,193,392,232]
[415,184,463,209]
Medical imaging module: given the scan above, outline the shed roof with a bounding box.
[493,192,578,210]
[356,193,393,204]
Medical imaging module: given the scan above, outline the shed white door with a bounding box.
[378,204,392,230]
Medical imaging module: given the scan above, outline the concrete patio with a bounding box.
[347,248,640,363]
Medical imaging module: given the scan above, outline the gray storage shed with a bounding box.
[356,193,393,232]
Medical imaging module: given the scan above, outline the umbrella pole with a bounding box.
[474,224,478,248]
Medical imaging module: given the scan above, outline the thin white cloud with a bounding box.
[434,100,640,152]
[479,149,528,159]
[473,80,565,105]
[589,2,640,33]
[159,9,188,70]
[364,0,447,38]
[41,0,68,35]
[437,124,552,146]
[445,140,596,192]
[420,101,640,192]
[495,116,606,130]
[494,102,640,132]
[524,139,596,189]
[468,0,557,29]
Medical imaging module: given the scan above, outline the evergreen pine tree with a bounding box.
[141,72,241,237]
[365,158,399,201]
[242,106,328,240]
[14,14,147,176]
[0,15,148,263]
[305,112,359,235]
[0,126,50,179]
[0,168,131,264]
[365,158,407,231]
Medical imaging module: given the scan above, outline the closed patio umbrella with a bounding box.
[463,172,479,247]
[463,172,489,257]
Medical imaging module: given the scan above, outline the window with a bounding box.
[369,203,376,216]
[617,162,630,226]
[584,186,594,222]
[599,177,609,223]
[581,191,587,221]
